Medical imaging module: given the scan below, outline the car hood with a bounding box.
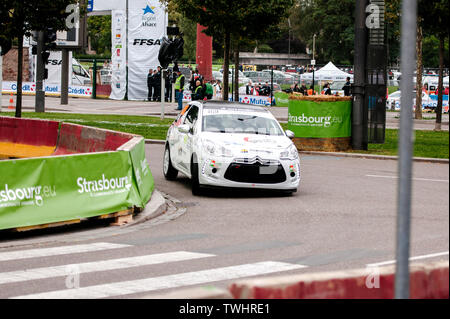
[200,132,293,159]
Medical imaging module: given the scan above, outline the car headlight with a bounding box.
[280,144,299,160]
[202,139,233,157]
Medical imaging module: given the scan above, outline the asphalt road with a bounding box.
[0,143,448,299]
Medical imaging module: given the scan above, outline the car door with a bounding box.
[169,105,190,171]
[178,104,199,172]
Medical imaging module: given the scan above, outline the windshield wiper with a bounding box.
[237,116,257,121]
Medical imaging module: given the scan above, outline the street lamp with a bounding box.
[288,18,291,66]
[312,34,316,94]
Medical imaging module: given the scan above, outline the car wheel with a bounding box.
[163,145,178,180]
[191,155,201,196]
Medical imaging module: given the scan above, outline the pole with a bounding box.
[92,58,97,99]
[270,66,274,106]
[288,18,291,66]
[35,31,45,113]
[61,49,69,105]
[312,34,316,94]
[352,0,369,150]
[395,0,417,299]
[161,69,165,120]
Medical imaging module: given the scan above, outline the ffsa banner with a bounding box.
[110,10,127,100]
[128,0,167,101]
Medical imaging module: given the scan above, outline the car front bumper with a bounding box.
[197,156,301,191]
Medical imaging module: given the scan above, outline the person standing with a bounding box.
[343,77,352,96]
[174,70,185,110]
[147,69,154,101]
[204,81,214,100]
[153,66,162,102]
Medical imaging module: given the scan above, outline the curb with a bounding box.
[128,190,167,226]
[144,139,449,164]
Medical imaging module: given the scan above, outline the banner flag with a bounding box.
[288,100,352,138]
[127,0,167,101]
[110,10,127,100]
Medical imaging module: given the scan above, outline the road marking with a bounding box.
[367,251,449,267]
[0,251,215,285]
[0,243,130,262]
[366,174,449,183]
[11,261,306,299]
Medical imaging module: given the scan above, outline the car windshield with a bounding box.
[202,112,284,136]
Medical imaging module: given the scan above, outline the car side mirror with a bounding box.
[178,124,190,134]
[285,130,295,139]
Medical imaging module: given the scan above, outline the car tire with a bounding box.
[191,155,201,196]
[163,145,178,180]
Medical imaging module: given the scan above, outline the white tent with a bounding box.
[444,76,449,86]
[301,62,353,82]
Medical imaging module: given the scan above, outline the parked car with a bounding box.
[386,90,433,110]
[163,101,300,195]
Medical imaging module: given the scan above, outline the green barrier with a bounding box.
[275,92,290,107]
[288,99,352,138]
[0,138,154,230]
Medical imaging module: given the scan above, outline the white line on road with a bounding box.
[366,175,449,183]
[11,261,307,299]
[0,242,130,262]
[367,251,449,267]
[0,251,215,285]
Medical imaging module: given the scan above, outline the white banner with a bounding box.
[2,81,92,98]
[127,0,167,100]
[110,10,127,100]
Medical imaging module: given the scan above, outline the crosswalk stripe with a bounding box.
[0,251,215,285]
[12,261,306,299]
[0,243,130,262]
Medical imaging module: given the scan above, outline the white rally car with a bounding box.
[163,101,300,195]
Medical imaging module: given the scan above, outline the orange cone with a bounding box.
[8,93,14,109]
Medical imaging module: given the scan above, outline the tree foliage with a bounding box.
[165,0,293,99]
[290,0,355,64]
[1,0,79,117]
[87,15,111,55]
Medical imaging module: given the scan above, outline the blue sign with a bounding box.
[87,0,93,12]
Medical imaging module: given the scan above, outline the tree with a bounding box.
[1,0,78,118]
[87,15,111,55]
[290,0,355,64]
[166,0,293,100]
[420,0,449,130]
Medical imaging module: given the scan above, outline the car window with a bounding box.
[184,105,199,127]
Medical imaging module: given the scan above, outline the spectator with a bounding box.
[204,81,214,100]
[147,69,154,101]
[261,82,271,96]
[213,80,222,99]
[323,83,332,95]
[153,66,162,102]
[299,82,308,96]
[343,77,352,96]
[174,70,185,110]
[192,80,204,101]
[246,80,253,95]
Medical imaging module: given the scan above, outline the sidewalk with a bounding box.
[1,95,449,131]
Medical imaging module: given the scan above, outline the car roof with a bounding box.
[199,100,270,113]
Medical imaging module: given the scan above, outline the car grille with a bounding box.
[224,157,286,184]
